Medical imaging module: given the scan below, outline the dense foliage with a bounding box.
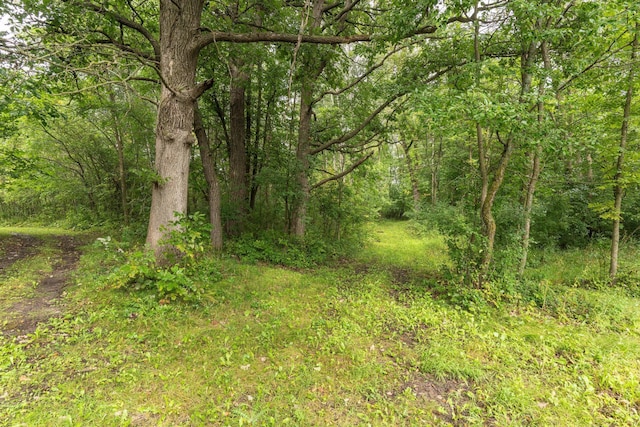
[0,0,639,282]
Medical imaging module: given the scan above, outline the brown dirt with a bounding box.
[1,235,82,336]
[0,233,40,273]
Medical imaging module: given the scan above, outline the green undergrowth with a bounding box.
[1,222,639,425]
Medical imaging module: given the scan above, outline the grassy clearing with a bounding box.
[1,223,639,425]
[358,221,449,272]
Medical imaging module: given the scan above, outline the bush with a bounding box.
[228,231,330,268]
[107,212,220,303]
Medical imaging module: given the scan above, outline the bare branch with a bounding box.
[195,30,371,51]
[309,93,404,156]
[312,42,414,105]
[190,78,215,100]
[311,151,373,189]
[75,0,161,63]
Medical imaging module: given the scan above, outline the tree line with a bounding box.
[0,0,638,283]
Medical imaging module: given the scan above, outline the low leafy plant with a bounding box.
[160,212,212,266]
[228,230,333,268]
[108,212,219,303]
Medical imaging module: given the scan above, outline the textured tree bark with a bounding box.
[226,59,249,236]
[194,106,223,251]
[610,24,638,282]
[291,83,313,237]
[146,0,202,257]
[290,0,325,238]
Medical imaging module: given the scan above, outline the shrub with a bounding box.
[228,231,328,268]
[107,212,220,303]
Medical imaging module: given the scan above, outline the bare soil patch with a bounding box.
[0,233,40,273]
[1,235,82,336]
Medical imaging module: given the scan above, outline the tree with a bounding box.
[609,21,638,282]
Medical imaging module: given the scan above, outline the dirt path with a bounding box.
[0,233,40,273]
[1,234,82,336]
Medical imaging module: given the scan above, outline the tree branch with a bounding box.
[195,31,371,51]
[311,151,373,189]
[312,42,414,105]
[76,0,161,63]
[309,93,405,156]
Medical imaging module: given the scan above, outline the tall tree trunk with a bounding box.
[109,92,129,225]
[401,140,421,211]
[249,63,263,210]
[478,33,537,280]
[610,24,638,282]
[226,59,249,236]
[430,136,442,205]
[194,106,223,251]
[474,17,488,210]
[291,83,313,237]
[519,40,550,277]
[518,146,541,276]
[291,0,325,238]
[146,0,202,257]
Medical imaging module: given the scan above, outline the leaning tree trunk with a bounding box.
[146,0,202,257]
[478,36,536,281]
[610,24,638,282]
[194,106,223,251]
[519,41,550,277]
[479,140,514,275]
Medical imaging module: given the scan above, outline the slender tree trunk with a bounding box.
[292,83,313,237]
[478,35,537,280]
[474,17,489,210]
[430,136,442,205]
[480,139,514,275]
[291,0,325,238]
[519,41,550,276]
[610,24,638,282]
[146,0,202,257]
[401,140,421,210]
[226,59,249,236]
[109,93,129,225]
[249,63,264,210]
[194,106,223,251]
[477,124,489,208]
[519,146,541,276]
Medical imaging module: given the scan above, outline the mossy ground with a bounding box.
[0,223,639,426]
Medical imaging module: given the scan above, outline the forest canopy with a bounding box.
[1,0,639,283]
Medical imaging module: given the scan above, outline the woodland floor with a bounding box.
[0,223,639,426]
[0,233,83,335]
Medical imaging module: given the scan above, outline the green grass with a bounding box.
[0,227,81,238]
[357,221,449,272]
[1,222,639,425]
